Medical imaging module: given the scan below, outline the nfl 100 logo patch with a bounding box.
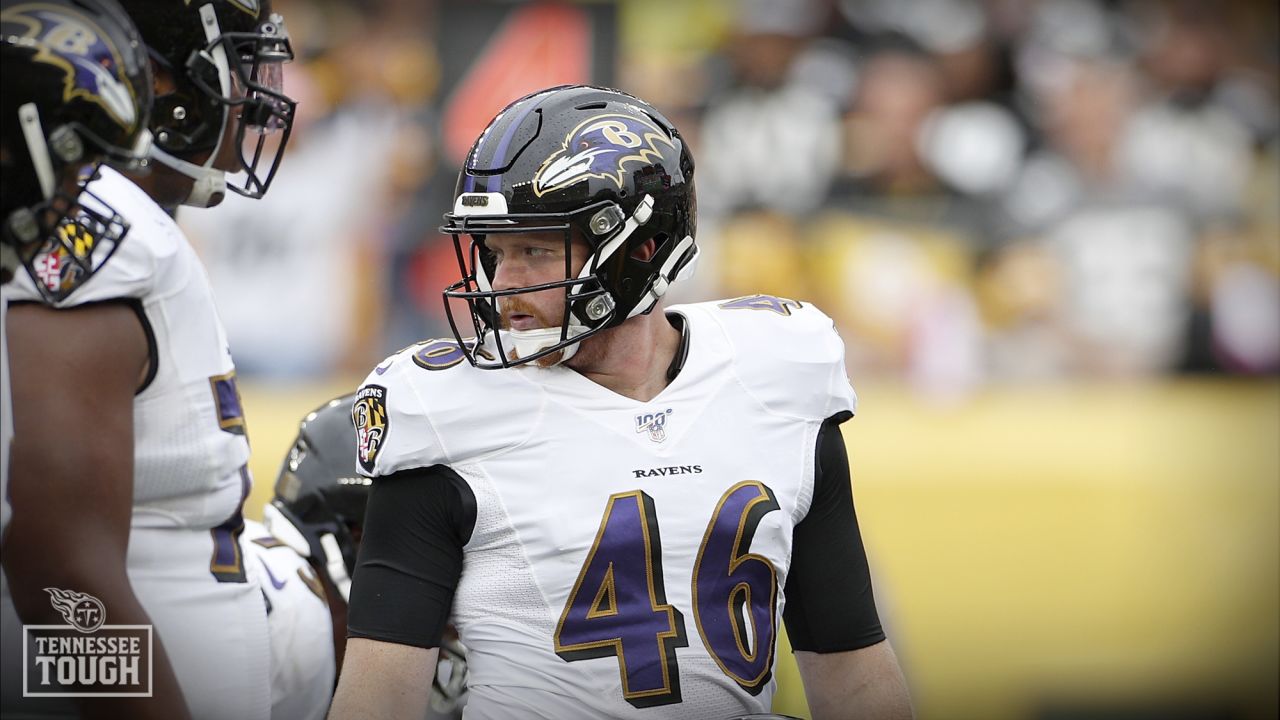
[635,408,673,443]
[23,588,152,698]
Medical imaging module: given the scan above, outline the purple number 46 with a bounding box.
[553,482,781,708]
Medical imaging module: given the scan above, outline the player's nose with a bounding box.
[490,257,528,292]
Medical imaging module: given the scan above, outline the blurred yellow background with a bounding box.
[240,378,1279,720]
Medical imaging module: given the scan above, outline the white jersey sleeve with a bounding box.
[5,166,173,305]
[8,166,251,529]
[241,519,335,720]
[354,339,544,477]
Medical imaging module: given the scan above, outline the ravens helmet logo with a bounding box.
[532,112,676,197]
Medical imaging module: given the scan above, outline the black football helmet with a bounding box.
[1,0,153,300]
[264,393,364,600]
[442,85,698,369]
[117,0,295,207]
[264,392,469,713]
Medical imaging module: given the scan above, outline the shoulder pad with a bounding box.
[354,338,543,476]
[6,168,179,306]
[676,296,857,421]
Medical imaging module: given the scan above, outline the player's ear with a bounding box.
[629,237,657,263]
[151,57,177,95]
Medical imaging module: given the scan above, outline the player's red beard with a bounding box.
[498,295,567,367]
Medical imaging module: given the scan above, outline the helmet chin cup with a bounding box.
[150,146,227,207]
[504,324,588,366]
[187,172,227,208]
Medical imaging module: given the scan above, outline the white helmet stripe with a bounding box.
[17,103,56,200]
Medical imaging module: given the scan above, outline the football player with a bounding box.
[262,393,468,718]
[0,1,193,717]
[330,85,914,719]
[3,1,296,718]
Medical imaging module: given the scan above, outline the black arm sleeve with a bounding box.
[782,412,886,653]
[346,464,477,648]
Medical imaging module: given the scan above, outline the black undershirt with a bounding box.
[346,414,883,653]
[346,465,476,648]
[782,412,885,652]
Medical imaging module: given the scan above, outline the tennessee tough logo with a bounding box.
[532,112,675,197]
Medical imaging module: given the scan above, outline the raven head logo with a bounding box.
[2,4,140,130]
[533,112,675,197]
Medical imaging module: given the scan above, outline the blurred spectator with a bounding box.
[696,0,843,217]
[187,0,1276,387]
[183,1,437,378]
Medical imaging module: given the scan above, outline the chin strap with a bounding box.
[7,103,54,261]
[150,146,227,207]
[1,242,20,277]
[18,103,56,201]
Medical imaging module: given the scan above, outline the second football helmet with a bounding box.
[264,393,364,601]
[264,392,470,714]
[1,0,153,300]
[442,85,698,369]
[118,0,295,206]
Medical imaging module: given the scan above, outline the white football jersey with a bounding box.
[358,297,856,720]
[6,166,250,530]
[5,168,273,719]
[241,519,336,720]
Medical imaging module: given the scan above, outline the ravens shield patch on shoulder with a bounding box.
[353,385,388,474]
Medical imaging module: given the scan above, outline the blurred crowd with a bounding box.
[180,0,1279,395]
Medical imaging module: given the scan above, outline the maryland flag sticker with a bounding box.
[353,385,388,474]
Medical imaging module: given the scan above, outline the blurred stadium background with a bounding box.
[187,0,1279,718]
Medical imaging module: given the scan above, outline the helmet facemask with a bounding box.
[444,203,619,370]
[149,6,295,205]
[444,191,697,370]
